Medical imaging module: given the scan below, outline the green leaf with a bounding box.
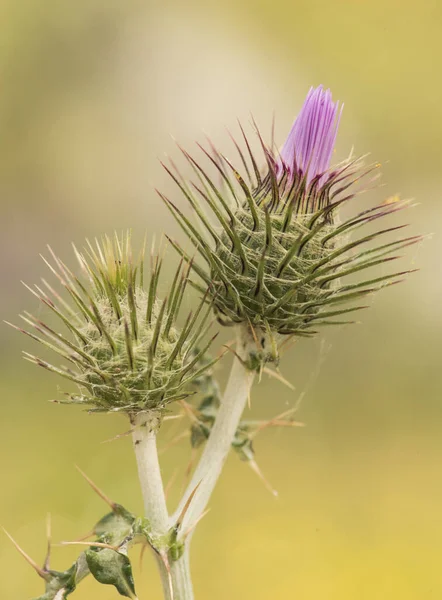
[34,564,78,600]
[94,506,135,545]
[85,548,137,599]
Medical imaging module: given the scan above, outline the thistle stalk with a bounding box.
[132,412,169,535]
[173,324,256,534]
[131,413,176,599]
[165,551,194,600]
[132,413,195,600]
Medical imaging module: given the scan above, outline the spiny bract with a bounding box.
[12,233,216,416]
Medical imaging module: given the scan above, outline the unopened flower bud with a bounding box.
[12,233,217,418]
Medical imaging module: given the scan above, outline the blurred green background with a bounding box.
[1,1,441,598]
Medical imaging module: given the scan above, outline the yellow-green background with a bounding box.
[1,1,441,598]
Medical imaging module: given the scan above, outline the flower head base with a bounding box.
[278,85,342,186]
[161,87,420,367]
[13,233,216,416]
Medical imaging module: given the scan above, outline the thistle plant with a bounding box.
[7,86,421,600]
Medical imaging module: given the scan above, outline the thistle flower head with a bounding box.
[13,232,216,417]
[162,86,421,368]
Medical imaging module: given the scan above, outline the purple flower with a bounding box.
[279,86,342,186]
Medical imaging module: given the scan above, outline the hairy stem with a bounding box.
[132,411,169,535]
[152,550,194,600]
[132,412,195,600]
[172,325,255,534]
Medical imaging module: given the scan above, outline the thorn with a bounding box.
[278,335,297,355]
[43,513,51,571]
[4,320,23,333]
[221,344,249,369]
[381,194,401,205]
[247,387,252,410]
[58,541,119,551]
[269,419,305,428]
[252,407,300,436]
[183,508,211,539]
[223,338,237,351]
[246,318,263,352]
[270,109,276,153]
[248,460,278,497]
[75,466,116,511]
[101,428,135,444]
[72,530,95,542]
[262,367,295,390]
[175,480,202,530]
[258,361,264,384]
[178,400,200,424]
[159,551,174,600]
[139,541,148,573]
[277,407,299,419]
[216,346,230,362]
[2,528,49,579]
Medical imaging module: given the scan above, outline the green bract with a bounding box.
[12,233,216,416]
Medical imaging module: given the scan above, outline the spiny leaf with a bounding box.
[34,564,79,600]
[85,548,137,599]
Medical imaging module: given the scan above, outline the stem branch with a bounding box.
[173,325,255,534]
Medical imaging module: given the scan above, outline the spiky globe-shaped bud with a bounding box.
[162,86,421,365]
[11,233,216,417]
